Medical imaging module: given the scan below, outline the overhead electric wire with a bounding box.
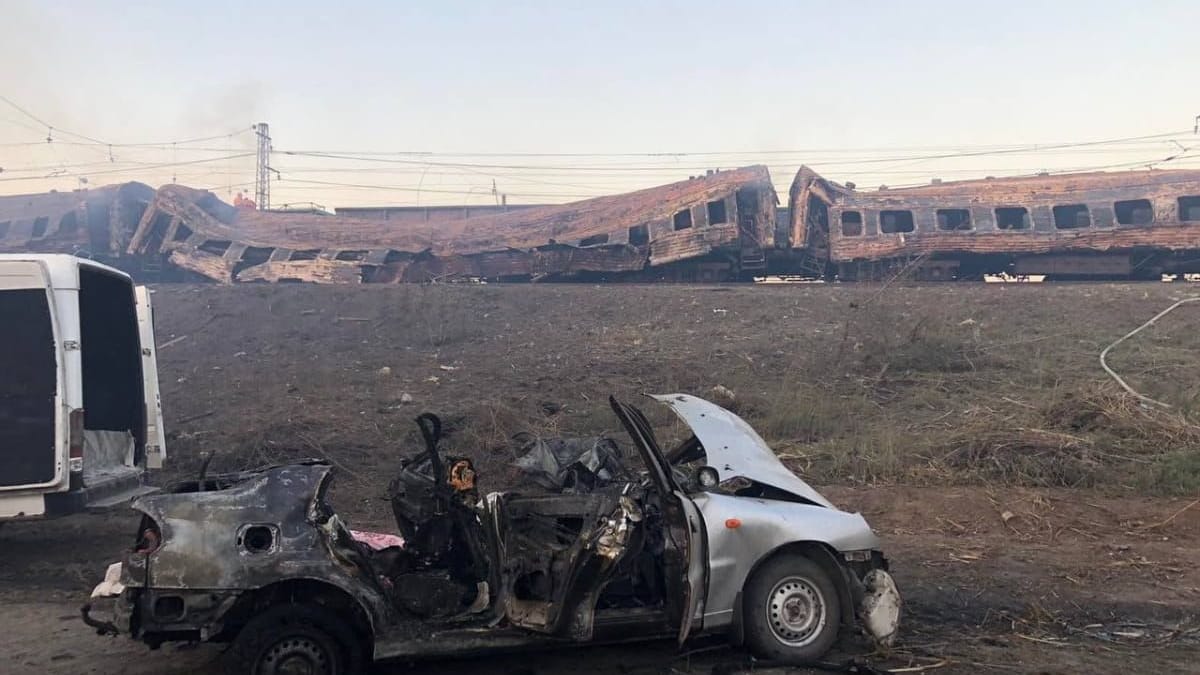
[0,152,255,183]
[278,177,599,199]
[4,103,1198,207]
[278,134,1198,174]
[1,95,251,152]
[274,129,1194,159]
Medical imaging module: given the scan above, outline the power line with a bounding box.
[1,95,251,150]
[0,152,255,183]
[274,129,1194,161]
[0,94,110,145]
[276,132,1197,173]
[278,177,598,199]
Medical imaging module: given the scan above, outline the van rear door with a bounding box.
[134,286,165,469]
[0,260,63,491]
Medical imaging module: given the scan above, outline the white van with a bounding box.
[0,254,165,519]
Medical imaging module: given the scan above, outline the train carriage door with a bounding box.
[734,189,767,276]
[805,195,830,253]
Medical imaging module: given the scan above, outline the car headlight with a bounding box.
[696,466,720,489]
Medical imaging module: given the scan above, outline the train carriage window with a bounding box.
[31,216,49,238]
[673,209,693,230]
[58,212,79,234]
[1053,204,1091,229]
[706,200,728,225]
[0,221,10,238]
[1114,199,1153,225]
[1179,196,1200,222]
[841,211,863,236]
[579,233,609,247]
[936,209,972,231]
[198,239,232,256]
[628,224,649,246]
[879,210,914,234]
[995,207,1030,230]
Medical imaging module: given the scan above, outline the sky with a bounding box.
[1,0,1198,208]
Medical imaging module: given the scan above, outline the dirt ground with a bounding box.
[2,282,1198,674]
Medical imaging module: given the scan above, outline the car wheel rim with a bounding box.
[766,575,826,647]
[259,636,331,675]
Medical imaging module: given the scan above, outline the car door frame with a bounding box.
[608,397,708,643]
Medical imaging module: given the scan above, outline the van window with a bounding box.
[79,268,144,459]
[0,289,57,486]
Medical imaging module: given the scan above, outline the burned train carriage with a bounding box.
[785,167,1200,280]
[125,167,778,283]
[0,182,156,274]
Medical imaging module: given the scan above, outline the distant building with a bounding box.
[335,203,544,225]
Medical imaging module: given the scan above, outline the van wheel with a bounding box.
[225,604,364,675]
[743,554,841,664]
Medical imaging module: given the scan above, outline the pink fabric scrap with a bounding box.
[350,529,405,551]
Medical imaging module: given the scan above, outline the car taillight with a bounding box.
[68,408,85,473]
[135,516,161,555]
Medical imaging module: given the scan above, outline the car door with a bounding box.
[608,397,707,644]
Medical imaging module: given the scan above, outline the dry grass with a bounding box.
[154,281,1200,498]
[719,277,1200,494]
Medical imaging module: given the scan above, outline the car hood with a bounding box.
[650,393,835,509]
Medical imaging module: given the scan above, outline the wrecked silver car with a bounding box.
[84,394,900,673]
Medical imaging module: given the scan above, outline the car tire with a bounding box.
[742,554,842,664]
[224,603,365,675]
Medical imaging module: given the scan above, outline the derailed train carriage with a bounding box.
[5,164,1200,282]
[123,166,778,284]
[783,166,1200,281]
[0,182,156,274]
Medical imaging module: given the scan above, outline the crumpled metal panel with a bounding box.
[649,393,835,508]
[127,461,391,625]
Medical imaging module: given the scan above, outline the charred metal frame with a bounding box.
[121,167,777,284]
[786,166,1200,279]
[0,183,155,271]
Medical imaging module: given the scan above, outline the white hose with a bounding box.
[1099,296,1200,408]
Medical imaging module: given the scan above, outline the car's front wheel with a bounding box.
[225,604,363,675]
[742,554,842,664]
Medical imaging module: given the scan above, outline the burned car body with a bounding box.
[85,395,900,673]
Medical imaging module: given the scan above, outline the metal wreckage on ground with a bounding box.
[7,165,1200,282]
[84,395,901,674]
